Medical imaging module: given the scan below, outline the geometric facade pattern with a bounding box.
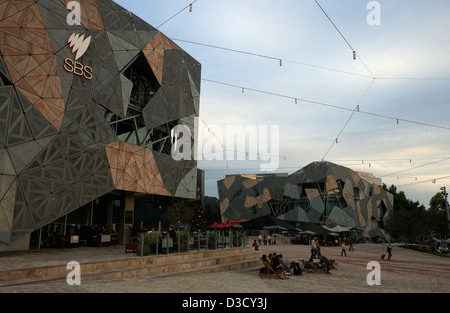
[218,161,394,240]
[0,0,201,245]
[105,141,172,197]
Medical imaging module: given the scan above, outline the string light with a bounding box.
[314,0,374,77]
[157,0,199,28]
[173,38,374,79]
[397,175,450,188]
[155,3,449,184]
[202,79,450,131]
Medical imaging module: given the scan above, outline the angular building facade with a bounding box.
[218,161,394,240]
[0,0,201,249]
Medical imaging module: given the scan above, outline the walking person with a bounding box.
[311,237,318,260]
[387,244,392,260]
[341,241,347,256]
[348,238,354,252]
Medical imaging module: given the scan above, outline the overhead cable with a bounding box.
[157,1,198,28]
[202,78,450,131]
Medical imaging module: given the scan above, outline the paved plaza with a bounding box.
[0,243,449,293]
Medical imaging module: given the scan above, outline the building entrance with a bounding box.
[29,192,129,249]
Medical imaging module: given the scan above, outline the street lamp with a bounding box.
[440,186,450,224]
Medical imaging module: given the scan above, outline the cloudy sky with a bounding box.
[115,0,450,207]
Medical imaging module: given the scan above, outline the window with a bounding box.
[122,53,160,110]
[97,53,182,157]
[100,103,180,157]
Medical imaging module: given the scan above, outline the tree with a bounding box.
[384,185,449,247]
[382,184,425,212]
[409,209,430,250]
[191,201,206,234]
[162,200,193,228]
[202,196,222,226]
[429,192,446,214]
[384,209,411,245]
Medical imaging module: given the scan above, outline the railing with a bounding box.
[137,230,247,257]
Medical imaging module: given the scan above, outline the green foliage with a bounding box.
[207,231,216,239]
[429,192,447,214]
[384,184,449,247]
[137,233,157,245]
[383,184,425,212]
[179,231,189,243]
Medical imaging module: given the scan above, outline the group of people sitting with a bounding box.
[261,251,337,278]
[300,253,337,274]
[261,252,304,279]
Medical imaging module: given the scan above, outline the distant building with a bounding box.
[217,161,393,240]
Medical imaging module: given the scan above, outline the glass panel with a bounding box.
[123,53,160,110]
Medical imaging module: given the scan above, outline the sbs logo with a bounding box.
[64,33,93,80]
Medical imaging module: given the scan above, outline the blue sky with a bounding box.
[115,0,450,207]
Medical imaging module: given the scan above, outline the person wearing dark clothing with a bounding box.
[318,253,331,274]
[271,255,288,279]
[349,238,354,252]
[387,244,392,260]
[167,226,177,241]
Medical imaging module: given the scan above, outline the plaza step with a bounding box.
[0,247,262,287]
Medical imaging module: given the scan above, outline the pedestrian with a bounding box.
[349,238,354,252]
[341,241,347,256]
[273,234,277,245]
[268,234,272,245]
[258,234,262,246]
[252,239,259,251]
[387,244,392,260]
[311,237,318,259]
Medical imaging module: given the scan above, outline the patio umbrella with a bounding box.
[298,222,331,236]
[239,214,298,232]
[172,222,187,228]
[208,222,221,228]
[221,222,242,228]
[323,225,352,233]
[263,225,287,230]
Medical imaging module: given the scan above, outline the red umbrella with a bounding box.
[221,222,242,228]
[208,222,221,228]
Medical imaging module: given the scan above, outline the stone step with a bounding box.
[0,247,262,287]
